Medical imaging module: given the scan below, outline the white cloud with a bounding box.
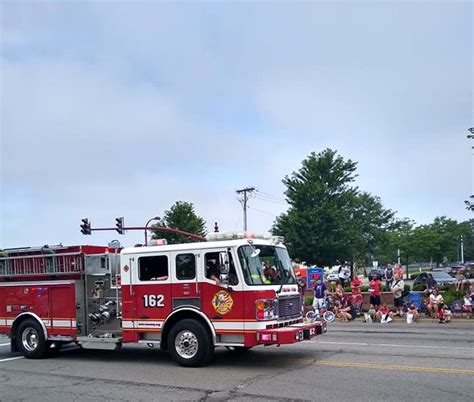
[1,1,472,248]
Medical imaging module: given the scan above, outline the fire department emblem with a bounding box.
[212,290,233,315]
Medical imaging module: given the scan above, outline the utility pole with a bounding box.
[236,187,255,231]
[461,235,464,264]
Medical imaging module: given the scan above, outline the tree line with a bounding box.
[153,149,473,268]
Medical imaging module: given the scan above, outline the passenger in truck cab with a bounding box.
[263,261,276,282]
[150,275,168,281]
[206,260,221,285]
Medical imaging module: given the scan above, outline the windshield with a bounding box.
[432,272,452,280]
[237,244,296,285]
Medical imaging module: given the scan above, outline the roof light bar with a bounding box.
[148,239,168,246]
[206,231,283,243]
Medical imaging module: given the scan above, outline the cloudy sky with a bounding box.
[1,0,472,249]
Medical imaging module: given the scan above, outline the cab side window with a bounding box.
[205,252,220,282]
[176,254,195,280]
[139,255,168,281]
[205,251,239,285]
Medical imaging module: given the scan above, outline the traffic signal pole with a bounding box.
[80,221,207,243]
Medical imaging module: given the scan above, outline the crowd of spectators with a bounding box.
[309,262,474,324]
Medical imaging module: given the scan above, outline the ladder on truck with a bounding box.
[0,249,85,277]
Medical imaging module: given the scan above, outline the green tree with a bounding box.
[152,201,207,244]
[272,149,394,265]
[423,217,463,265]
[376,218,414,265]
[349,192,396,263]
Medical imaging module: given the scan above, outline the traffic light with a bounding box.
[80,218,91,235]
[115,217,125,234]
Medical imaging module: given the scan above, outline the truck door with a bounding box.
[200,248,245,340]
[132,252,172,333]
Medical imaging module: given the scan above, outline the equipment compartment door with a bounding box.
[50,284,76,337]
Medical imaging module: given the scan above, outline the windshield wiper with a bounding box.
[276,260,285,294]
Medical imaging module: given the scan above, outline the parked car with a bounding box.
[449,264,471,279]
[326,266,340,281]
[432,266,452,275]
[368,268,384,281]
[414,271,456,287]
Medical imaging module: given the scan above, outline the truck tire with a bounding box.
[167,319,213,367]
[16,319,47,359]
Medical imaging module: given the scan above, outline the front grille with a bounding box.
[278,295,301,320]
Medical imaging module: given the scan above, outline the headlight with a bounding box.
[255,299,278,320]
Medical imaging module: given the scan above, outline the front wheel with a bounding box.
[16,319,47,359]
[167,319,213,367]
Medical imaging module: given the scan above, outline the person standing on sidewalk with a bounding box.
[391,272,405,317]
[369,274,383,308]
[384,264,394,291]
[395,264,404,279]
[312,277,327,314]
[350,275,363,315]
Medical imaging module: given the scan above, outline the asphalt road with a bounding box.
[1,321,473,401]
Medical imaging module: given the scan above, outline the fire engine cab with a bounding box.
[0,232,325,366]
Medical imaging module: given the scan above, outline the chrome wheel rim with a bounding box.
[22,327,39,352]
[175,330,198,359]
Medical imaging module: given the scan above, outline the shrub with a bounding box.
[361,285,369,292]
[344,286,352,293]
[404,284,411,291]
[410,272,421,280]
[441,289,464,308]
[305,295,314,306]
[439,284,454,293]
[412,284,425,292]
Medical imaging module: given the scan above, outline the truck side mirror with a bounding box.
[219,251,230,274]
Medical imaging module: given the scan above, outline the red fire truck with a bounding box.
[0,232,325,366]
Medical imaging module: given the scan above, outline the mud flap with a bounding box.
[11,338,18,353]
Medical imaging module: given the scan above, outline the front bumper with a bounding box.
[255,320,326,345]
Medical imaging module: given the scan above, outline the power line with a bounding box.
[254,194,288,205]
[248,206,280,218]
[256,190,286,202]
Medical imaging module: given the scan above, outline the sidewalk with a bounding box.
[329,314,473,327]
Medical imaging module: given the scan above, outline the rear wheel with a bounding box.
[16,319,47,359]
[167,319,213,367]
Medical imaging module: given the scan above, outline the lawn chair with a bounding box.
[404,292,426,314]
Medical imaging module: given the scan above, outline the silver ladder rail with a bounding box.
[0,252,85,277]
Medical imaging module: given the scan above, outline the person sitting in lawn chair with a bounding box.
[406,303,419,323]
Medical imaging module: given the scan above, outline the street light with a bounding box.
[145,216,160,245]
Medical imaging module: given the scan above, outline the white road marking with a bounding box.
[316,341,474,351]
[0,356,24,363]
[0,342,11,347]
